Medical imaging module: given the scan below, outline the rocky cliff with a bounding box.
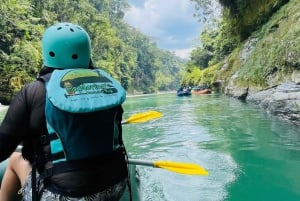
[218,0,300,125]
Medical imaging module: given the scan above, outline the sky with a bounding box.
[124,0,203,59]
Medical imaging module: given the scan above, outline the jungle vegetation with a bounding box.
[182,0,293,88]
[0,0,185,104]
[1,0,297,104]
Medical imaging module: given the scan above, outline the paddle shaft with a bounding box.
[127,159,154,167]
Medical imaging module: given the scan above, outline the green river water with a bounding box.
[1,93,300,201]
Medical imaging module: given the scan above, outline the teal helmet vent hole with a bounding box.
[49,52,55,57]
[72,54,78,59]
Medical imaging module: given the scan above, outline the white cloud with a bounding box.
[174,48,194,59]
[124,0,202,51]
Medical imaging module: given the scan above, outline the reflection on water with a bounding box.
[123,94,238,201]
[122,93,300,201]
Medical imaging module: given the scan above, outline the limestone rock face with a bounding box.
[247,82,300,125]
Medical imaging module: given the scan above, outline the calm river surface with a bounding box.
[122,93,300,201]
[1,93,300,201]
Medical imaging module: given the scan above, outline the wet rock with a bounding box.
[247,82,300,125]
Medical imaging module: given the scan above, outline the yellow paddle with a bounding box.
[122,110,162,124]
[16,111,208,175]
[128,159,209,175]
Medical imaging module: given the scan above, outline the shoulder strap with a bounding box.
[37,72,51,82]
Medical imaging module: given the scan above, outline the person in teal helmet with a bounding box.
[0,22,129,201]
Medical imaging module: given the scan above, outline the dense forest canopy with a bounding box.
[0,0,184,104]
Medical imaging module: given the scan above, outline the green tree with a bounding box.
[0,0,184,103]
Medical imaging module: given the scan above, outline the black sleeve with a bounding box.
[0,81,46,163]
[0,87,30,161]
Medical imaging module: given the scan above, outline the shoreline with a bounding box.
[126,91,176,98]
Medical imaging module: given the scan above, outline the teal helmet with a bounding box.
[42,22,91,69]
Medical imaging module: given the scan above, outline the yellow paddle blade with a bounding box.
[122,110,162,124]
[154,161,209,175]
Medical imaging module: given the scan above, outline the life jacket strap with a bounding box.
[40,147,126,179]
[39,148,128,197]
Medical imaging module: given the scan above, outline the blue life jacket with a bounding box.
[43,68,126,163]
